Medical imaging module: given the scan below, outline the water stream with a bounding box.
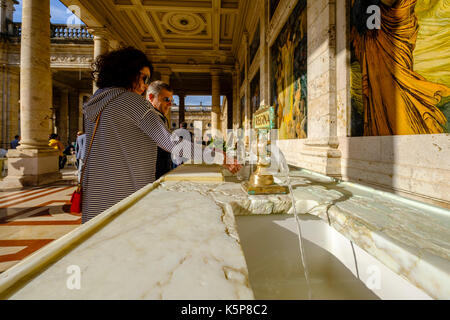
[270,145,313,299]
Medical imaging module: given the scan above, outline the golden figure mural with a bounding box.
[351,0,450,136]
[271,0,307,140]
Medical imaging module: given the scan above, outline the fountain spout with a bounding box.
[242,105,288,195]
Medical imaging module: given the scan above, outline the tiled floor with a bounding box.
[0,169,79,273]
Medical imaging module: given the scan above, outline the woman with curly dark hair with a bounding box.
[81,47,223,223]
[92,46,153,96]
[80,47,166,222]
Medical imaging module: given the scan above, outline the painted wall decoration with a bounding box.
[249,24,260,66]
[350,0,450,136]
[270,0,281,20]
[250,70,260,122]
[270,0,307,139]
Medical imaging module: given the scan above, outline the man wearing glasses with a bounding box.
[147,81,175,179]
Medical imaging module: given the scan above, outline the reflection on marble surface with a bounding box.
[159,168,450,299]
[1,165,448,300]
[7,190,253,299]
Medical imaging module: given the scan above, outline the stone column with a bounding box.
[8,67,20,144]
[59,88,69,145]
[259,0,270,105]
[336,0,350,137]
[243,32,250,130]
[89,28,109,94]
[178,93,185,126]
[302,0,341,177]
[1,0,61,189]
[68,90,79,143]
[211,68,221,136]
[0,63,6,147]
[0,0,6,34]
[232,67,239,129]
[78,93,86,132]
[226,93,233,131]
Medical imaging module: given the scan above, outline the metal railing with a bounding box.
[9,22,93,41]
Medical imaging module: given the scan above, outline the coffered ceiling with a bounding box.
[61,0,247,70]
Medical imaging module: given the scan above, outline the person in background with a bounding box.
[10,135,20,149]
[175,121,193,167]
[48,133,66,169]
[75,131,86,182]
[64,143,75,156]
[147,80,174,180]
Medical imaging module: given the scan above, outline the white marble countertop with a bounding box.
[0,170,253,299]
[1,164,448,299]
[158,167,450,299]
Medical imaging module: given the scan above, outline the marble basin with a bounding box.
[0,165,443,300]
[236,214,432,300]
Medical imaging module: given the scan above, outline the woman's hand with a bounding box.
[223,157,242,174]
[218,150,242,174]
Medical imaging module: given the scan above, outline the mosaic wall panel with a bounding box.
[249,23,260,66]
[270,0,307,139]
[270,0,281,20]
[350,0,450,136]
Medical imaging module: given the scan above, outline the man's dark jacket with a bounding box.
[153,107,173,180]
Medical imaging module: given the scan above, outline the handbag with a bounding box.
[70,112,102,213]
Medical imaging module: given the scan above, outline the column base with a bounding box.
[300,138,342,178]
[0,148,62,190]
[300,145,342,178]
[277,138,342,178]
[0,172,63,190]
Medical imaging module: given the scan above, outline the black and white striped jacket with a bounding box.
[81,87,181,223]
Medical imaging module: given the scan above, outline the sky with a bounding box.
[173,96,225,107]
[12,1,222,106]
[13,0,84,24]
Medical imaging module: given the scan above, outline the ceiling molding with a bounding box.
[130,0,165,49]
[62,0,241,66]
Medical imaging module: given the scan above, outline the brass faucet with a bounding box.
[244,106,288,195]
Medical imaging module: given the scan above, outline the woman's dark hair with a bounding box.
[50,133,58,140]
[92,46,154,90]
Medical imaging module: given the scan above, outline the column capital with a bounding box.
[210,68,221,76]
[109,39,120,50]
[88,27,110,40]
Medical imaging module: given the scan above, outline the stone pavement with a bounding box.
[0,168,79,273]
